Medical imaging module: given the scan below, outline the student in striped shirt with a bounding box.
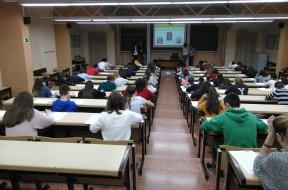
[265,82,288,104]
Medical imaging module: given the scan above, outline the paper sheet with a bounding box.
[50,112,67,121]
[258,88,271,91]
[34,99,51,104]
[71,99,85,104]
[191,101,198,107]
[0,110,6,118]
[229,151,258,174]
[85,114,100,125]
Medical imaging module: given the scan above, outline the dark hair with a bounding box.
[3,91,34,128]
[59,84,70,96]
[81,81,94,98]
[195,81,211,99]
[206,87,221,115]
[107,75,113,81]
[275,81,284,89]
[106,91,126,114]
[219,79,232,89]
[199,77,204,82]
[259,70,268,77]
[135,78,147,91]
[281,77,288,85]
[224,93,240,108]
[271,73,277,80]
[119,68,126,78]
[32,78,44,97]
[101,58,107,62]
[124,86,136,109]
[183,42,188,47]
[273,115,288,137]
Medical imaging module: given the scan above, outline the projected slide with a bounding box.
[153,24,185,48]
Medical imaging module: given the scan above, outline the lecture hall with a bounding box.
[0,0,288,190]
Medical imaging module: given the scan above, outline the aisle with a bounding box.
[138,71,214,190]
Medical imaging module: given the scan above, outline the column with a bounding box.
[276,22,288,74]
[0,2,34,95]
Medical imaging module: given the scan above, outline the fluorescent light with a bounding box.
[21,0,288,7]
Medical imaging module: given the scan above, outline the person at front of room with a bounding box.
[3,91,55,136]
[189,44,195,66]
[254,114,288,190]
[182,42,189,66]
[200,93,268,171]
[89,91,143,140]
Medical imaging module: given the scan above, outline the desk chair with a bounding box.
[82,138,136,190]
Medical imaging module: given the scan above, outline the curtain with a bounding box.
[215,25,228,66]
[88,32,107,65]
[235,30,257,66]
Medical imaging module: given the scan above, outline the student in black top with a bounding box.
[225,77,248,95]
[190,80,211,100]
[78,80,106,99]
[218,79,232,90]
[186,77,203,93]
[213,74,224,87]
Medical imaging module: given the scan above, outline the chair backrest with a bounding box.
[34,136,82,143]
[0,135,34,141]
[83,137,134,145]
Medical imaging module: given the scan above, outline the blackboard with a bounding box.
[120,28,146,51]
[190,24,218,51]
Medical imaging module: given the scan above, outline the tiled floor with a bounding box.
[2,71,216,190]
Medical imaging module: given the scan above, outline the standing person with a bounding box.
[131,42,139,59]
[3,91,55,136]
[182,42,189,66]
[32,78,53,98]
[189,44,195,66]
[138,41,145,65]
[253,115,288,190]
[51,84,78,112]
[89,91,143,140]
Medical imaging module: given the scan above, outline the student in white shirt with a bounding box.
[265,73,278,89]
[182,42,189,66]
[115,69,128,87]
[89,91,143,140]
[125,86,154,114]
[97,58,111,71]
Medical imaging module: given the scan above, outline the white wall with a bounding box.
[26,8,57,73]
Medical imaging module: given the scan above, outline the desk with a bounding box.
[217,88,271,96]
[3,98,107,112]
[0,140,135,190]
[90,79,135,85]
[193,77,255,83]
[51,90,110,98]
[0,87,12,107]
[192,73,247,78]
[66,85,126,92]
[225,151,262,190]
[192,70,241,74]
[156,59,181,69]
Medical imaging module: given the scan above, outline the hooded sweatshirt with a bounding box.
[200,107,267,148]
[51,99,78,112]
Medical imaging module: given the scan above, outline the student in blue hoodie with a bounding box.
[51,84,78,112]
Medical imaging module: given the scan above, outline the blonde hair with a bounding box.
[235,77,243,85]
[273,115,288,147]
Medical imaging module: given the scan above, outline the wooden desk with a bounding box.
[156,59,181,69]
[225,151,262,189]
[3,98,107,112]
[217,88,271,96]
[193,77,256,83]
[90,79,135,85]
[192,73,247,78]
[0,87,12,103]
[52,85,126,92]
[188,67,234,71]
[192,70,241,74]
[51,90,110,98]
[0,140,135,190]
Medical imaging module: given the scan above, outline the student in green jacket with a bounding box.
[200,93,268,171]
[98,75,116,92]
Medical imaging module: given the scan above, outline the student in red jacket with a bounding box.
[86,64,99,75]
[135,78,154,100]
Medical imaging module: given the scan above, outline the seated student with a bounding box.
[114,71,128,87]
[181,68,193,86]
[78,80,106,99]
[281,77,288,89]
[32,78,53,98]
[133,57,143,68]
[85,64,99,75]
[3,91,54,136]
[97,58,111,72]
[265,82,288,104]
[228,61,238,69]
[254,115,288,190]
[197,87,225,117]
[127,61,139,72]
[89,91,143,140]
[200,93,268,170]
[213,73,224,87]
[123,64,135,78]
[135,78,154,100]
[51,84,78,112]
[225,77,248,95]
[125,86,154,114]
[190,80,211,100]
[206,68,219,81]
[264,73,278,89]
[218,78,232,90]
[255,70,270,83]
[201,93,268,147]
[148,71,158,87]
[186,77,202,93]
[98,76,117,92]
[77,72,91,81]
